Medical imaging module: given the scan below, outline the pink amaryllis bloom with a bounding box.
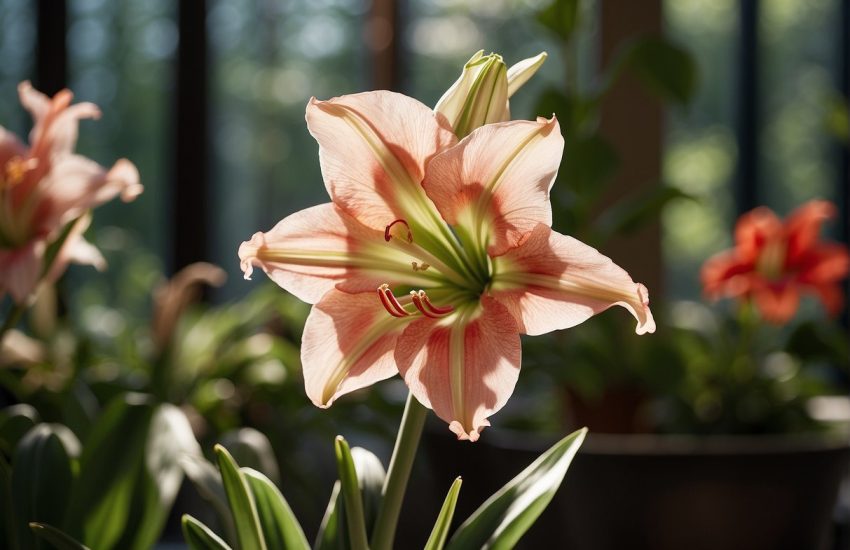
[0,82,142,303]
[701,200,850,324]
[239,91,655,441]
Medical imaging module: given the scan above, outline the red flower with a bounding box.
[701,200,850,324]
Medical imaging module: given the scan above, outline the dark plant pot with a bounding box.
[423,428,850,550]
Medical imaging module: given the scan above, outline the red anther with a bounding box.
[377,284,409,317]
[420,291,454,315]
[384,219,413,243]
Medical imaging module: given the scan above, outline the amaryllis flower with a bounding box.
[239,91,655,441]
[701,200,850,324]
[0,82,141,303]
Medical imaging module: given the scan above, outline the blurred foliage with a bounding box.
[654,302,849,435]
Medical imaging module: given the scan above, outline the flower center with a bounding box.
[377,284,454,319]
[1,156,35,191]
[755,239,786,280]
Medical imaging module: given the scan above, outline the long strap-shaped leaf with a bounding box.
[242,468,310,550]
[334,436,369,550]
[446,427,587,550]
[29,522,91,550]
[215,444,267,550]
[424,477,462,550]
[182,515,233,550]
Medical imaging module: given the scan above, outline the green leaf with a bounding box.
[536,0,581,43]
[29,523,90,550]
[182,515,233,550]
[333,437,368,550]
[215,444,267,550]
[68,393,154,549]
[561,134,620,199]
[12,424,80,550]
[219,428,280,485]
[446,428,588,550]
[113,404,203,550]
[313,482,344,550]
[349,447,386,534]
[618,36,697,105]
[0,404,40,456]
[181,454,236,543]
[532,87,598,138]
[242,468,310,550]
[596,185,693,238]
[424,477,462,550]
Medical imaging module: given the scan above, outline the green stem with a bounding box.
[370,392,428,550]
[0,302,25,346]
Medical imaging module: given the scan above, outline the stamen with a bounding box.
[1,157,36,190]
[378,284,409,317]
[411,261,430,272]
[411,290,454,319]
[385,219,413,243]
[420,291,454,315]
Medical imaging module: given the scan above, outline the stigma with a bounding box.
[385,219,413,243]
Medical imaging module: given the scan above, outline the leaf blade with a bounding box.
[424,477,462,550]
[182,515,233,550]
[243,468,310,550]
[215,444,267,550]
[446,428,587,550]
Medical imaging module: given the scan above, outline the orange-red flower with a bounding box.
[240,91,654,440]
[0,82,142,303]
[701,200,850,324]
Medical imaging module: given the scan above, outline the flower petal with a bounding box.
[19,81,101,160]
[700,250,755,299]
[734,206,782,264]
[752,283,799,324]
[784,200,837,264]
[491,224,655,335]
[0,239,45,304]
[798,243,850,285]
[36,156,141,233]
[44,214,107,285]
[306,91,456,231]
[301,289,410,407]
[0,126,26,167]
[238,203,442,304]
[434,51,510,138]
[507,52,547,97]
[395,298,521,441]
[423,117,564,256]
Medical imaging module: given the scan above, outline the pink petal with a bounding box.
[0,239,45,304]
[19,81,100,160]
[422,117,563,256]
[0,126,26,167]
[239,203,432,304]
[491,224,656,336]
[306,91,457,231]
[36,156,141,233]
[395,297,521,441]
[301,289,407,407]
[44,214,106,285]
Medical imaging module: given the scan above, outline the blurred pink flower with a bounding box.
[240,91,654,440]
[0,82,142,303]
[701,200,850,324]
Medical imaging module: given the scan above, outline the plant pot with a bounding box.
[423,427,850,550]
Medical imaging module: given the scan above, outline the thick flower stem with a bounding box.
[370,392,428,550]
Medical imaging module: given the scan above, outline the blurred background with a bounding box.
[2,0,850,548]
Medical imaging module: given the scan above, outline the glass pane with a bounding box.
[67,0,175,258]
[663,0,738,300]
[759,0,841,214]
[209,0,367,299]
[0,0,36,134]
